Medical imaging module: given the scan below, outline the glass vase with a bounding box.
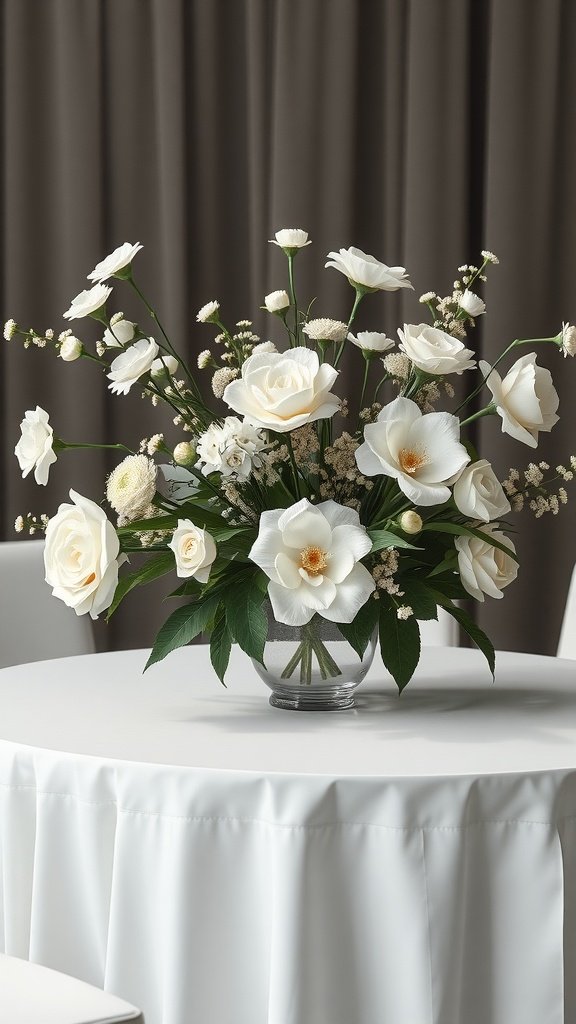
[251,606,377,711]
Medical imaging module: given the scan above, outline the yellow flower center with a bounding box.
[300,545,328,576]
[398,446,428,475]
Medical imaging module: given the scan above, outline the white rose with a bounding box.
[455,525,518,602]
[151,355,179,378]
[398,323,476,375]
[459,289,486,317]
[14,406,57,486]
[348,331,395,354]
[63,283,112,320]
[480,353,559,448]
[269,229,311,250]
[168,520,217,582]
[325,246,412,292]
[59,336,83,361]
[249,498,375,626]
[453,460,511,522]
[44,490,125,619]
[107,337,160,395]
[87,242,143,283]
[223,347,339,433]
[264,290,290,312]
[103,319,136,347]
[355,396,470,506]
[106,454,157,521]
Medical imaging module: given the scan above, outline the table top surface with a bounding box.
[0,646,575,778]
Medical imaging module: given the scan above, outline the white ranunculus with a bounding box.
[325,247,413,292]
[44,490,125,619]
[453,460,511,522]
[223,347,339,433]
[14,406,58,486]
[59,335,83,361]
[106,454,157,521]
[348,331,395,354]
[455,525,518,602]
[459,289,486,317]
[269,229,311,250]
[480,353,560,448]
[87,242,143,283]
[264,290,290,312]
[107,337,160,395]
[103,319,136,347]
[398,323,476,375]
[355,395,470,506]
[195,416,265,478]
[168,520,217,582]
[249,498,375,627]
[151,354,179,379]
[63,283,112,320]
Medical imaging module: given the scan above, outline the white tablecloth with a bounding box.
[0,646,575,1024]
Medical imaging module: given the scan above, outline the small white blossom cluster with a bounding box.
[139,433,164,456]
[421,251,497,338]
[302,318,348,343]
[396,605,414,620]
[14,512,49,535]
[318,432,374,507]
[502,457,575,516]
[382,352,411,381]
[371,549,404,598]
[195,417,266,481]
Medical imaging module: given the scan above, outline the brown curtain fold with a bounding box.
[1,0,575,654]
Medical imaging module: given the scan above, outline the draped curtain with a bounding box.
[1,0,575,654]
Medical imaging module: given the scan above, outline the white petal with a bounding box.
[320,564,376,623]
[327,525,372,584]
[278,502,332,550]
[275,552,301,589]
[355,440,394,478]
[316,501,360,530]
[268,581,316,626]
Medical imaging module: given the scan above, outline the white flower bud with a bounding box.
[173,442,196,466]
[59,335,83,361]
[264,290,290,313]
[399,510,423,535]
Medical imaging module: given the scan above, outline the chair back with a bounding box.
[0,954,143,1023]
[558,564,576,659]
[0,540,95,669]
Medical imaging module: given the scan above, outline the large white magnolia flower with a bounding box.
[107,337,160,395]
[453,460,510,522]
[325,247,413,292]
[269,229,311,250]
[249,498,375,626]
[398,323,476,375]
[44,490,125,619]
[455,525,518,602]
[480,353,559,448]
[196,416,266,479]
[355,396,469,505]
[87,242,143,283]
[223,348,339,433]
[168,520,217,582]
[14,406,57,486]
[63,283,112,320]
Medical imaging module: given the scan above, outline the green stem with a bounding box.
[459,403,496,428]
[55,441,134,454]
[358,358,370,414]
[287,254,299,346]
[129,276,204,404]
[334,289,364,369]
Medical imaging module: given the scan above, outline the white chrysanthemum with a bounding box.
[14,515,24,533]
[252,341,277,355]
[269,229,311,250]
[4,318,17,340]
[63,283,112,321]
[560,322,576,358]
[348,331,395,353]
[419,292,437,305]
[106,454,157,520]
[87,242,143,283]
[212,366,238,398]
[196,301,220,323]
[264,290,290,312]
[302,318,349,343]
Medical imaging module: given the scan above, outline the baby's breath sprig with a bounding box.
[14,512,49,535]
[502,457,576,516]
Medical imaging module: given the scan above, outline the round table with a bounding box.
[1,646,575,1024]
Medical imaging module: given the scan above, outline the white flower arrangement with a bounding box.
[6,234,576,692]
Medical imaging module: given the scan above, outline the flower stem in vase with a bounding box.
[280,617,342,685]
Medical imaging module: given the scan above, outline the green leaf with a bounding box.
[117,514,179,535]
[209,606,232,685]
[429,590,495,680]
[379,602,421,693]
[107,551,175,619]
[398,578,438,621]
[336,597,380,659]
[145,595,220,671]
[367,529,422,553]
[422,521,519,563]
[224,578,267,666]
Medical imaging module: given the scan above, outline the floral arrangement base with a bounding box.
[251,614,377,711]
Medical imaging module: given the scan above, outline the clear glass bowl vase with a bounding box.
[251,606,377,711]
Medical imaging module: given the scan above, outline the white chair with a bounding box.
[0,540,95,669]
[419,608,458,646]
[558,564,576,658]
[0,954,143,1023]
